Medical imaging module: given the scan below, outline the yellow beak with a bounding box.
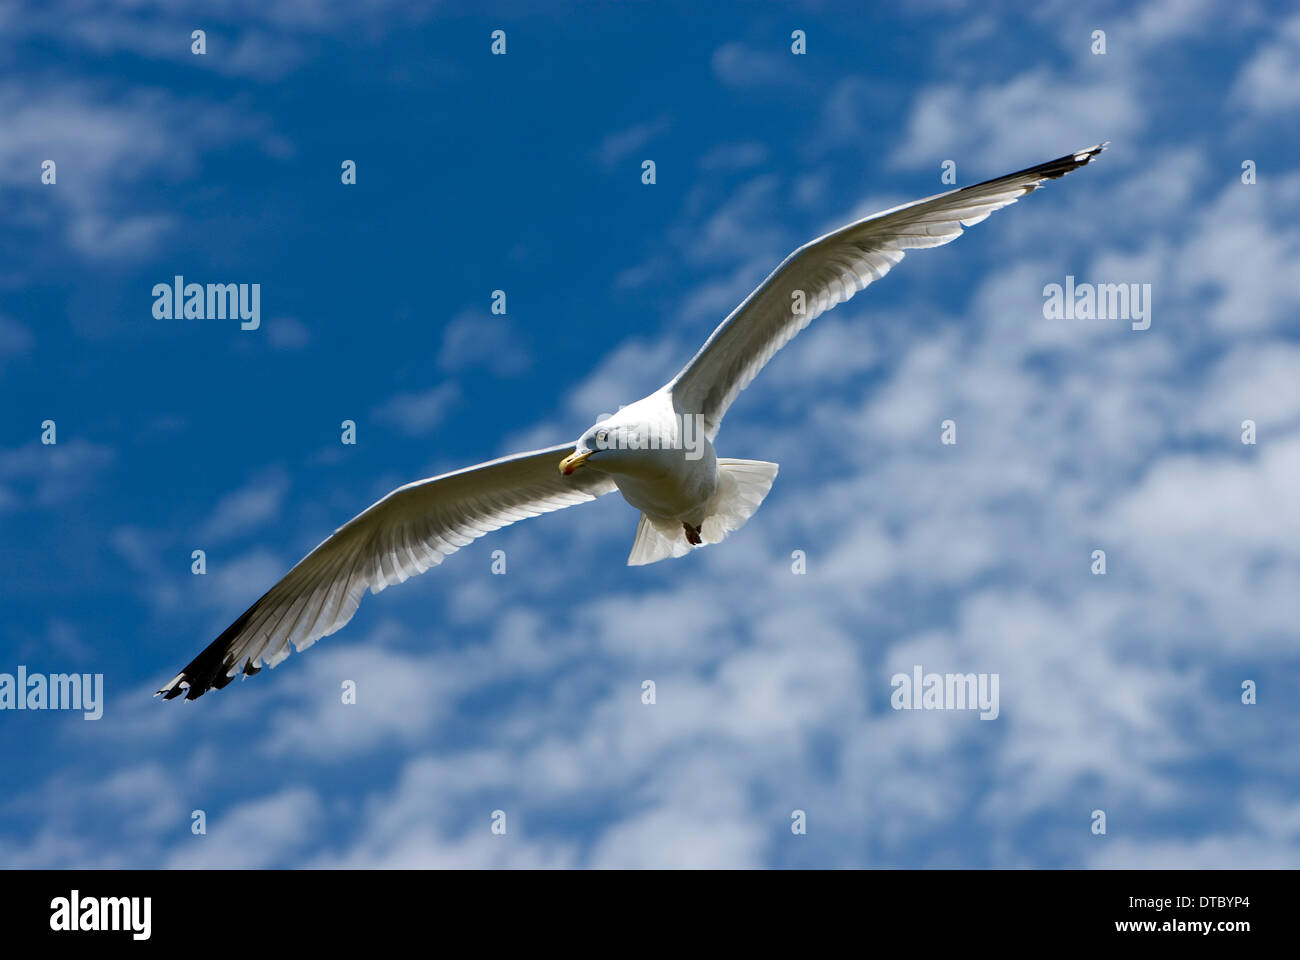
[558,449,592,475]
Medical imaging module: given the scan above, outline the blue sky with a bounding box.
[2,0,1298,868]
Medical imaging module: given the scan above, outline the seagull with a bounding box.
[159,143,1106,700]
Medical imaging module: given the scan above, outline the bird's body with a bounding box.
[612,437,718,528]
[567,389,775,560]
[159,143,1106,701]
[574,390,718,524]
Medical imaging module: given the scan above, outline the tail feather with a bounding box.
[700,458,779,544]
[628,513,693,566]
[626,458,779,566]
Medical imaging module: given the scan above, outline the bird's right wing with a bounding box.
[158,443,616,700]
[667,143,1107,439]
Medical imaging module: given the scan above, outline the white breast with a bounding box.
[613,443,718,522]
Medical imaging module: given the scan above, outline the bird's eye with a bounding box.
[595,429,608,445]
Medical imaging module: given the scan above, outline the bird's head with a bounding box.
[559,409,658,476]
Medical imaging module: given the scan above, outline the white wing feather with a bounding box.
[158,443,615,699]
[668,144,1107,439]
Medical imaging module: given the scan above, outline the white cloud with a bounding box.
[6,0,440,81]
[1193,342,1300,435]
[312,754,578,868]
[198,468,290,543]
[258,640,457,761]
[1175,174,1300,332]
[807,76,891,156]
[438,311,531,377]
[0,81,274,259]
[0,438,114,510]
[889,70,1141,171]
[373,382,460,435]
[1125,0,1218,43]
[595,119,670,170]
[205,548,292,610]
[167,788,324,868]
[686,174,786,264]
[1231,13,1300,115]
[711,41,803,90]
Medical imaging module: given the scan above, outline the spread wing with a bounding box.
[158,443,615,700]
[667,143,1107,439]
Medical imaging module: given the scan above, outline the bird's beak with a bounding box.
[558,449,592,475]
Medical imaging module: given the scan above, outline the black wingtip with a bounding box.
[1029,141,1108,181]
[969,141,1108,196]
[155,672,200,700]
[157,587,274,702]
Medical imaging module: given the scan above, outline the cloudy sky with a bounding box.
[1,0,1298,868]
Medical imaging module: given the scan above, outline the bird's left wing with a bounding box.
[158,443,615,700]
[667,143,1107,439]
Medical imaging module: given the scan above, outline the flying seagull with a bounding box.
[159,143,1106,700]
